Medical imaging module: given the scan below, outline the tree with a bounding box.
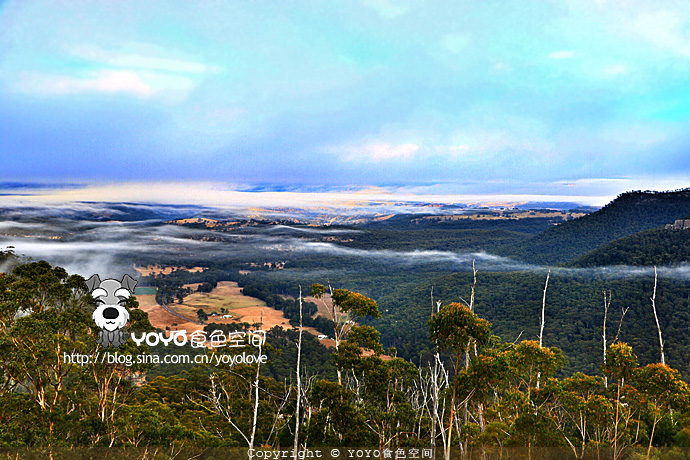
[310,284,380,384]
[428,302,492,460]
[557,372,606,458]
[602,342,639,460]
[635,363,690,459]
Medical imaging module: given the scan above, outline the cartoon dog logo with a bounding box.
[86,274,137,349]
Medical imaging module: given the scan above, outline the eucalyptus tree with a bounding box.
[310,284,380,385]
[428,302,492,460]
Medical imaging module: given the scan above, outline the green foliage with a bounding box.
[331,289,380,318]
[572,227,690,267]
[502,189,690,265]
[8,236,690,453]
[373,270,690,377]
[429,302,492,355]
[602,342,638,383]
[347,325,385,355]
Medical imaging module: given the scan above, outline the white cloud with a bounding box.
[11,44,212,98]
[70,45,215,75]
[441,34,470,54]
[604,64,628,76]
[15,66,197,98]
[548,50,576,59]
[17,70,154,97]
[437,145,471,156]
[333,142,420,162]
[633,10,690,59]
[360,0,410,18]
[0,181,613,209]
[448,129,551,155]
[492,62,512,72]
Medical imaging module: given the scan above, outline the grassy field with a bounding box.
[166,281,266,317]
[137,281,330,342]
[134,265,206,276]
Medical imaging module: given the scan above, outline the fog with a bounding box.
[1,201,687,282]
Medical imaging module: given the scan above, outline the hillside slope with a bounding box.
[371,270,690,377]
[571,227,690,267]
[501,189,690,265]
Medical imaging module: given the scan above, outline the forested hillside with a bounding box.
[501,190,690,265]
[571,227,690,267]
[371,270,690,377]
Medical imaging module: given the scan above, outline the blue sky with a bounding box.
[1,0,690,201]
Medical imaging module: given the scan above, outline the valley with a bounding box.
[3,189,690,379]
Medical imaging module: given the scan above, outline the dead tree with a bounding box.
[537,269,550,389]
[430,287,439,447]
[650,266,665,365]
[294,286,304,453]
[249,312,264,450]
[312,282,354,385]
[603,291,611,388]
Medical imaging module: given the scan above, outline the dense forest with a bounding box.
[498,190,690,265]
[571,228,690,268]
[2,260,690,459]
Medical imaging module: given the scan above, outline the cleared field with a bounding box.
[417,210,587,222]
[168,281,266,317]
[134,265,206,276]
[136,294,205,335]
[135,282,331,345]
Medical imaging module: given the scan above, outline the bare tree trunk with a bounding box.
[463,262,477,432]
[613,305,629,344]
[537,269,550,389]
[320,282,351,385]
[603,291,611,388]
[445,354,459,460]
[294,286,304,455]
[650,266,665,365]
[430,287,438,447]
[470,259,477,312]
[249,313,264,450]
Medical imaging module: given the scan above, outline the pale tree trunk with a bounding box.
[249,312,264,450]
[430,287,438,447]
[294,286,304,454]
[537,269,550,389]
[315,283,353,385]
[603,291,611,388]
[462,262,477,444]
[650,266,665,365]
[613,305,629,343]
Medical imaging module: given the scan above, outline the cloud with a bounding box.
[360,0,410,18]
[14,68,199,99]
[11,43,210,99]
[632,10,690,59]
[548,50,576,59]
[435,145,471,156]
[330,142,420,162]
[441,34,470,54]
[604,64,628,76]
[70,45,215,75]
[17,70,154,97]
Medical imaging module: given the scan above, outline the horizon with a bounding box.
[0,179,649,210]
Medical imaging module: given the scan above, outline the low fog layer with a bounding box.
[1,201,686,282]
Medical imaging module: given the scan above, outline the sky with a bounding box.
[1,0,690,204]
